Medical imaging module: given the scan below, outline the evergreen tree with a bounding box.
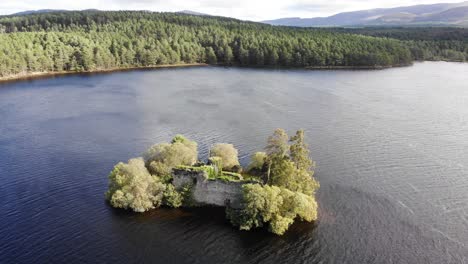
[223,45,234,65]
[290,130,314,172]
[205,47,217,64]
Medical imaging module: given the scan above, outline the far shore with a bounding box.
[0,62,415,84]
[0,63,208,84]
[305,63,413,70]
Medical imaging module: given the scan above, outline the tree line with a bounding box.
[0,11,415,77]
[327,27,468,62]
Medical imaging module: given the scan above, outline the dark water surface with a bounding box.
[1,62,467,263]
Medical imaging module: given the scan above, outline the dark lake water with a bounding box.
[1,62,468,263]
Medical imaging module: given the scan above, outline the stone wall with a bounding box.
[172,168,244,209]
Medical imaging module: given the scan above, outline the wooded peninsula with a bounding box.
[0,11,467,81]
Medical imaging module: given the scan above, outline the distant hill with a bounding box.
[12,9,101,16]
[263,1,468,27]
[177,10,210,16]
[10,9,211,17]
[12,9,69,16]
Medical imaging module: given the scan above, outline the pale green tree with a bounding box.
[265,129,290,183]
[247,152,267,171]
[265,128,289,157]
[209,143,240,170]
[143,135,198,178]
[105,158,166,212]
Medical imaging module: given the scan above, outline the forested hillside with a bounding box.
[327,27,468,62]
[0,11,414,78]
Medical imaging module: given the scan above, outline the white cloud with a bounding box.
[0,0,461,21]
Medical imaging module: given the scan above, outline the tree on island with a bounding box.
[209,143,240,171]
[229,184,318,235]
[143,135,198,181]
[260,128,318,196]
[106,135,197,212]
[246,152,267,172]
[105,158,166,212]
[228,129,319,235]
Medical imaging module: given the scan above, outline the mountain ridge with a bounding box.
[263,1,468,27]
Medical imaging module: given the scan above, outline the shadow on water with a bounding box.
[107,204,321,264]
[109,204,318,240]
[100,180,467,264]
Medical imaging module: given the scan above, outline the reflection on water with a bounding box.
[0,62,467,263]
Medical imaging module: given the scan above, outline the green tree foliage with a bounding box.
[247,152,267,171]
[228,129,320,235]
[223,45,234,65]
[328,27,468,62]
[264,128,290,184]
[106,135,198,212]
[209,143,240,170]
[205,47,217,64]
[0,11,426,78]
[289,130,319,195]
[290,130,313,172]
[104,131,320,235]
[144,135,198,179]
[264,129,319,196]
[105,158,166,212]
[163,184,183,208]
[265,129,290,157]
[208,156,223,177]
[228,184,318,235]
[269,157,297,189]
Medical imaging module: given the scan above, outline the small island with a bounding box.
[105,129,319,235]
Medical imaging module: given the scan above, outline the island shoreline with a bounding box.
[0,62,415,84]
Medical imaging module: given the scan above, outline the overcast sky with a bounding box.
[0,0,462,21]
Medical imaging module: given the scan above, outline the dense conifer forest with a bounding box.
[329,27,468,62]
[0,11,466,78]
[0,11,409,77]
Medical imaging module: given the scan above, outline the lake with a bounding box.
[0,62,467,263]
